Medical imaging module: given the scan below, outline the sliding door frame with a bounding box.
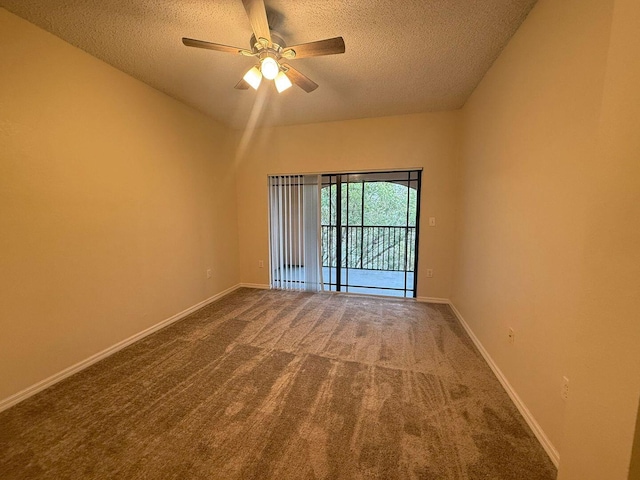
[321,169,422,298]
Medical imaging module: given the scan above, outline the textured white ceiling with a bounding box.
[1,0,537,128]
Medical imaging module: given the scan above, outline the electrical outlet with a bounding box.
[426,269,433,278]
[206,269,212,279]
[258,260,264,268]
[508,328,515,344]
[561,376,569,401]
[429,217,436,227]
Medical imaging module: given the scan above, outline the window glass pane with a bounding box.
[321,184,337,225]
[363,182,408,227]
[408,181,418,227]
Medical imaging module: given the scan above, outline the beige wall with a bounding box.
[558,0,640,478]
[452,0,640,478]
[0,10,239,402]
[234,112,460,299]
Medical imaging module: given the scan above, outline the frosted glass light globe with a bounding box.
[275,71,292,93]
[243,66,262,90]
[261,57,280,80]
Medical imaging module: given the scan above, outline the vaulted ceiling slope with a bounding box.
[1,0,537,128]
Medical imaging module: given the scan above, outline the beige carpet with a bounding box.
[0,288,557,479]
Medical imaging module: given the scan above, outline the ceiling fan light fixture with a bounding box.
[274,71,292,93]
[260,56,280,80]
[243,66,262,90]
[181,0,346,94]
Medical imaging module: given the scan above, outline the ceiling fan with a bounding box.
[182,0,345,93]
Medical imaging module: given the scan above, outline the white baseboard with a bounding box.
[0,284,242,414]
[239,283,271,290]
[416,296,450,304]
[448,302,560,467]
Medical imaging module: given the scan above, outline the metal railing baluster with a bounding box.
[321,225,416,272]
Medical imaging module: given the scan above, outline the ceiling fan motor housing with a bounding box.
[250,33,286,53]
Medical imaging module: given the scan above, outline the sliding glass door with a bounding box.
[321,170,421,298]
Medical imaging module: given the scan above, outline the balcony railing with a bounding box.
[321,225,416,272]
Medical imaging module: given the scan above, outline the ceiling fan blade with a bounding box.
[283,37,345,59]
[282,64,318,93]
[242,0,272,44]
[182,37,245,54]
[235,78,251,90]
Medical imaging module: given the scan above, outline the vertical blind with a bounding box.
[269,175,323,291]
